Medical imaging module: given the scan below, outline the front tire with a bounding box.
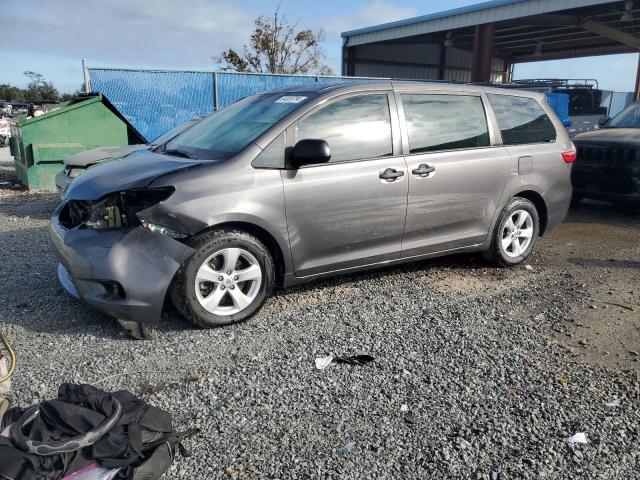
[483,197,540,267]
[171,229,274,327]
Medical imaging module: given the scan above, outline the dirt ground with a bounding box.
[535,201,640,372]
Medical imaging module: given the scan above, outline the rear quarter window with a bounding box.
[488,94,557,145]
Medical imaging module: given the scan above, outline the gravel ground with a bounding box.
[0,183,638,479]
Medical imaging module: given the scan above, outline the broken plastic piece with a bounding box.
[340,439,356,454]
[565,432,588,446]
[315,356,334,370]
[117,320,153,340]
[315,354,374,370]
[335,354,374,366]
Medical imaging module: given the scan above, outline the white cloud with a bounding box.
[324,1,419,38]
[321,1,419,72]
[0,0,421,83]
[0,0,256,69]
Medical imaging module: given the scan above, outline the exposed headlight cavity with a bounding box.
[62,187,175,230]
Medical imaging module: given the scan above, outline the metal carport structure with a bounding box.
[341,0,640,96]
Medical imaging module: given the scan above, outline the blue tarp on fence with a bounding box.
[89,67,626,142]
[88,69,385,141]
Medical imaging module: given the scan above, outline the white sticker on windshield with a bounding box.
[275,96,307,104]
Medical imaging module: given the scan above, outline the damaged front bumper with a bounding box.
[50,204,194,324]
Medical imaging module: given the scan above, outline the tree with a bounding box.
[0,84,24,102]
[216,7,333,75]
[23,71,59,102]
[60,83,90,101]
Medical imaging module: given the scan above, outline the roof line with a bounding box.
[341,0,528,38]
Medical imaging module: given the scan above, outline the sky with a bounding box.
[0,0,637,94]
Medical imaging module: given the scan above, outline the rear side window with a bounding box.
[297,94,392,163]
[401,94,490,153]
[488,94,557,145]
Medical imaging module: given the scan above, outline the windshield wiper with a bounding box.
[162,147,198,159]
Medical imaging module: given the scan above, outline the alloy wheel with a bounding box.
[194,247,262,315]
[501,209,534,258]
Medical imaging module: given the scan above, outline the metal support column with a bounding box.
[501,58,513,83]
[635,53,640,100]
[344,47,356,77]
[81,59,91,93]
[471,23,495,83]
[439,44,448,80]
[213,72,219,111]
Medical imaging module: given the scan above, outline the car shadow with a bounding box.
[567,199,640,225]
[274,252,489,299]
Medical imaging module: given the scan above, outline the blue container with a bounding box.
[545,92,571,128]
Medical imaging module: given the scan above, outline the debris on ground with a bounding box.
[565,432,589,446]
[314,355,334,370]
[223,465,245,478]
[315,354,374,370]
[339,439,356,454]
[525,264,535,271]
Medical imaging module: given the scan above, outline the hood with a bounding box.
[64,144,149,167]
[64,149,203,201]
[574,128,640,146]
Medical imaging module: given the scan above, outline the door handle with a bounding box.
[379,168,405,182]
[411,164,436,177]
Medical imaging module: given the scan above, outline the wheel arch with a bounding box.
[513,189,548,236]
[195,221,288,286]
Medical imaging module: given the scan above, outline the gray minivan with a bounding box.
[51,82,574,333]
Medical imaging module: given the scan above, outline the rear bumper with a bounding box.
[50,204,194,324]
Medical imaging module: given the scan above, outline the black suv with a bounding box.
[573,102,640,205]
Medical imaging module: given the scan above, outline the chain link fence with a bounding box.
[88,67,636,142]
[88,68,389,141]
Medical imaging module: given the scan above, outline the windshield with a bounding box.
[164,92,315,160]
[151,118,201,145]
[608,103,640,128]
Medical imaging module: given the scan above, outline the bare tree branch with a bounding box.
[215,7,333,75]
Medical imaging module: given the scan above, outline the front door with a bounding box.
[397,92,511,257]
[281,92,408,277]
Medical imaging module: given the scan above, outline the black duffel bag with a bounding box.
[0,384,195,480]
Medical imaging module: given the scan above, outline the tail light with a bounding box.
[561,150,577,163]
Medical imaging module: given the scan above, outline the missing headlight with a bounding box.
[63,187,175,230]
[84,197,125,229]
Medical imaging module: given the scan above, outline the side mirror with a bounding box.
[598,117,610,128]
[289,139,331,168]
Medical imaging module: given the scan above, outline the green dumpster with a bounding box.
[9,94,144,190]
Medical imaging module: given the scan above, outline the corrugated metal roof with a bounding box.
[342,0,621,46]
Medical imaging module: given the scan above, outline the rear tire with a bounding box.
[483,197,540,267]
[171,229,274,328]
